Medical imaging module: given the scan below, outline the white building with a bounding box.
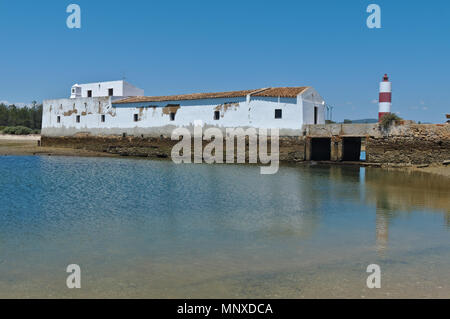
[42,82,326,137]
[70,80,144,99]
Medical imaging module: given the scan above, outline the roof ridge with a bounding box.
[249,87,271,95]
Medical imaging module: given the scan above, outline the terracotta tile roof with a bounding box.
[112,87,310,104]
[252,87,310,98]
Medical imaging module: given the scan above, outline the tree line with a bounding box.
[0,102,42,130]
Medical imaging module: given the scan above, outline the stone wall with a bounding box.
[366,124,450,164]
[41,135,306,162]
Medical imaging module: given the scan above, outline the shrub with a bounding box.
[380,113,402,130]
[2,126,34,135]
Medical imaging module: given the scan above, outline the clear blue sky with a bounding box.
[0,0,449,123]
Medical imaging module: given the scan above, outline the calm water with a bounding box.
[0,156,449,298]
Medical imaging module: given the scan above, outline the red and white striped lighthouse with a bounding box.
[378,74,392,121]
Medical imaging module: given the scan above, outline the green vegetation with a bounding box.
[0,101,42,135]
[1,126,40,135]
[380,113,402,130]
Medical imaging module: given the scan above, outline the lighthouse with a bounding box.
[378,74,392,121]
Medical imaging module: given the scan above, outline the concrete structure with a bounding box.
[42,85,326,137]
[378,74,392,121]
[70,80,144,99]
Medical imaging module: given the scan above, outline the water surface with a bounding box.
[0,156,449,298]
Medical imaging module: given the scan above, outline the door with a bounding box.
[314,106,318,124]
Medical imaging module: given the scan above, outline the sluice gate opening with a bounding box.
[343,137,362,161]
[311,138,331,161]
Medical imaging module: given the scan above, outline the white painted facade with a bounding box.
[43,86,326,137]
[70,80,144,98]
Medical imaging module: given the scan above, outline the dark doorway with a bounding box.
[311,138,331,161]
[343,137,362,161]
[314,107,318,124]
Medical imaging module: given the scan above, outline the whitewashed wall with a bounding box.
[71,81,144,98]
[42,89,325,137]
[299,88,326,125]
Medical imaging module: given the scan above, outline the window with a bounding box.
[57,116,61,123]
[101,115,105,122]
[134,114,139,122]
[214,110,220,120]
[87,90,92,97]
[76,115,80,123]
[108,88,114,96]
[275,109,282,119]
[170,112,176,121]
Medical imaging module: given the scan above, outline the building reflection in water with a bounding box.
[364,167,450,255]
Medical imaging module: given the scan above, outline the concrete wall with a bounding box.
[303,123,379,137]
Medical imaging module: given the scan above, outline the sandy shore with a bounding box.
[0,137,117,158]
[0,134,41,141]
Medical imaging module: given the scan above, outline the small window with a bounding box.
[170,112,176,121]
[275,109,282,119]
[101,115,105,122]
[108,88,114,96]
[214,110,220,120]
[87,90,92,97]
[76,115,80,123]
[134,114,139,122]
[57,116,61,123]
[72,89,75,93]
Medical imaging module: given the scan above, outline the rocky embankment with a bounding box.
[366,124,450,165]
[40,135,306,162]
